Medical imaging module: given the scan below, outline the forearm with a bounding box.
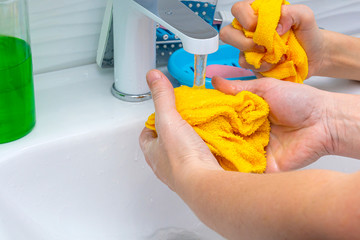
[327,92,360,159]
[317,30,360,80]
[177,168,360,240]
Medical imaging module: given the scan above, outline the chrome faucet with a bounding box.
[112,0,219,102]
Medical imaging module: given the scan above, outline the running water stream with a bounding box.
[193,54,208,89]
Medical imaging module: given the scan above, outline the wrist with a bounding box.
[314,30,331,77]
[316,30,360,80]
[172,157,224,197]
[325,93,360,158]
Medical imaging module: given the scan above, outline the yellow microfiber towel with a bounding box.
[145,86,271,173]
[232,0,308,83]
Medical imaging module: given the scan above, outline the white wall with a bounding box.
[28,0,107,74]
[28,0,360,74]
[217,0,360,35]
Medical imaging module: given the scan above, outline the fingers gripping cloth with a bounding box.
[232,0,308,83]
[145,86,271,173]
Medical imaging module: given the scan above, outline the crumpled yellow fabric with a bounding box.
[145,86,270,173]
[232,0,308,83]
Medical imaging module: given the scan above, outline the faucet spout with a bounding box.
[112,0,219,102]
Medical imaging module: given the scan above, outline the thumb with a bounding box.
[277,4,316,36]
[146,69,183,133]
[212,76,278,98]
[146,69,177,115]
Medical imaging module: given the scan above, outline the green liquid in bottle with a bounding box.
[0,35,36,143]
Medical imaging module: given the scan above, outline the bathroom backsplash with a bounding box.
[28,0,106,74]
[217,0,360,35]
[28,0,360,75]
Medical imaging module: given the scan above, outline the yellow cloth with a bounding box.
[145,86,271,173]
[232,0,308,83]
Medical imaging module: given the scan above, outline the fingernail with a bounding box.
[147,70,162,86]
[255,44,266,53]
[276,24,283,34]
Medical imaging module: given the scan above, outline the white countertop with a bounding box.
[0,64,155,160]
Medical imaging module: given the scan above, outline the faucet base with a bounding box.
[111,84,152,102]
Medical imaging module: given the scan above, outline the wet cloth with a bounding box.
[232,0,308,83]
[145,86,270,173]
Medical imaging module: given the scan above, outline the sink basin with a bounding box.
[0,64,359,239]
[0,64,222,240]
[0,121,223,240]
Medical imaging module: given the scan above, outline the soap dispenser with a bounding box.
[0,0,35,143]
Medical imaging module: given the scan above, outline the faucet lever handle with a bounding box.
[132,0,219,55]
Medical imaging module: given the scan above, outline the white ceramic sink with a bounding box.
[0,64,223,240]
[0,123,223,240]
[0,64,359,239]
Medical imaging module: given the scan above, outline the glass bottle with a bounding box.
[0,0,36,143]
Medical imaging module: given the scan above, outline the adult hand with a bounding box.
[139,70,223,192]
[220,0,325,78]
[213,76,336,172]
[139,72,360,240]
